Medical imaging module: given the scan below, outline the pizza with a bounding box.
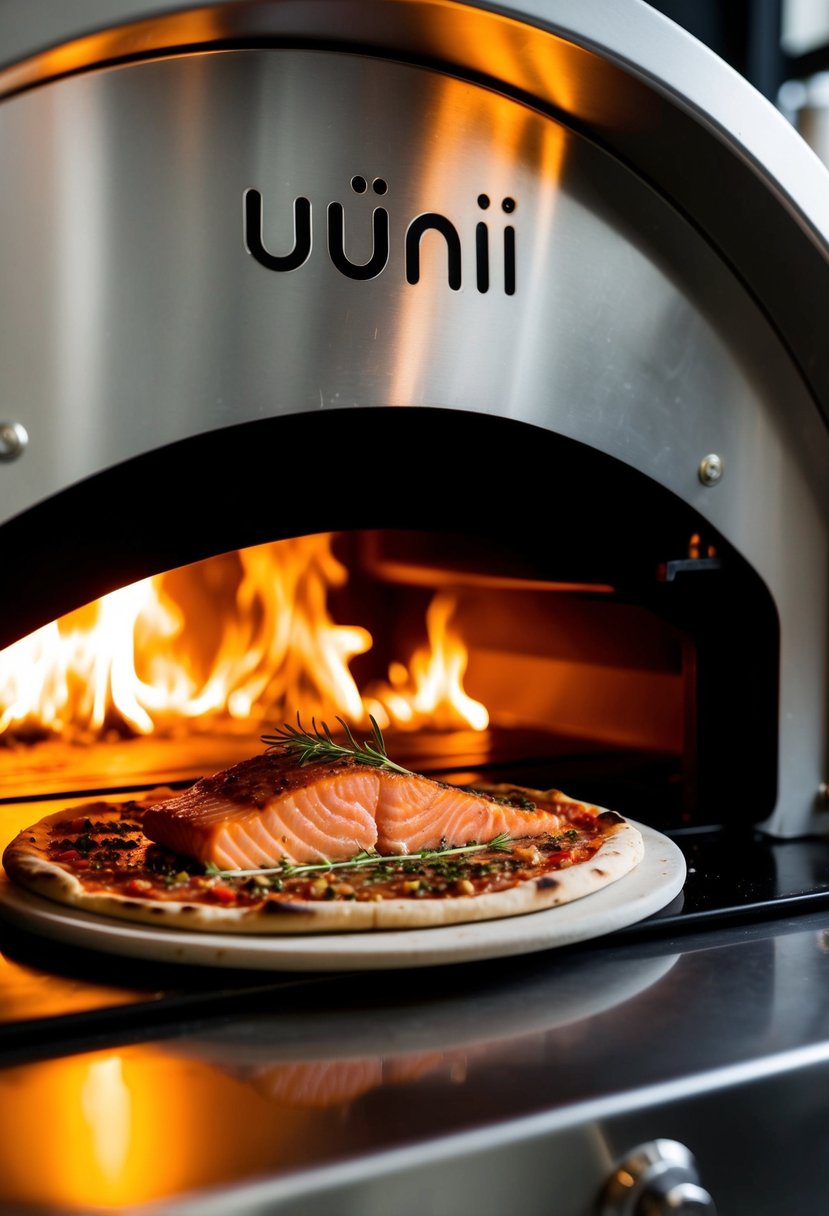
[1,782,644,935]
[2,718,644,934]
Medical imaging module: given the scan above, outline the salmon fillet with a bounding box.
[142,753,378,870]
[141,753,567,869]
[373,768,564,854]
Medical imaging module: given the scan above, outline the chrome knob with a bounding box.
[639,1181,716,1215]
[600,1140,717,1216]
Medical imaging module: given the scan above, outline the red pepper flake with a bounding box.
[207,884,238,905]
[545,850,571,865]
[570,846,594,864]
[53,849,81,862]
[124,878,152,896]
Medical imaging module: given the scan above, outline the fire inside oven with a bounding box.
[0,421,778,837]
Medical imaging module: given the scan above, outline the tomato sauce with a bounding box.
[40,802,609,909]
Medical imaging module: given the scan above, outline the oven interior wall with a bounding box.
[335,525,778,831]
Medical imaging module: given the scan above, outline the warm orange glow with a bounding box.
[0,1042,471,1209]
[0,948,153,1021]
[0,10,230,96]
[0,1047,320,1209]
[0,534,487,743]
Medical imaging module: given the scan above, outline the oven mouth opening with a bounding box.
[0,411,779,833]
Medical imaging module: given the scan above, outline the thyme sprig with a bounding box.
[261,713,414,776]
[206,832,513,880]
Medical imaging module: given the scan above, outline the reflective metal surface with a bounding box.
[1,45,795,511]
[1,0,828,403]
[2,906,829,1213]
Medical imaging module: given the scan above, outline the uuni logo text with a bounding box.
[244,176,516,294]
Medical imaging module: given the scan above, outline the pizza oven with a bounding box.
[0,1,828,1214]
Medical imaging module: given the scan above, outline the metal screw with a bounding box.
[698,453,723,486]
[0,421,28,462]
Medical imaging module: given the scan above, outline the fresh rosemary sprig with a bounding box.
[206,831,513,880]
[261,713,414,776]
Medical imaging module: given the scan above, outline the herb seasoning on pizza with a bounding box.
[2,717,644,933]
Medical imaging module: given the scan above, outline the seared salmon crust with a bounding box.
[141,753,571,870]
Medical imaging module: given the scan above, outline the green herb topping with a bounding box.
[205,831,513,880]
[261,714,414,776]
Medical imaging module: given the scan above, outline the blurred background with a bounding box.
[647,0,829,164]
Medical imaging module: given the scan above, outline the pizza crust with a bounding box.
[2,791,645,935]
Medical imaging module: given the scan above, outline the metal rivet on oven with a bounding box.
[0,421,28,461]
[698,453,723,486]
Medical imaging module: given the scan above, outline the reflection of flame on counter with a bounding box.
[0,950,156,1022]
[0,1046,323,1210]
[0,953,678,1210]
[0,1041,472,1210]
[177,950,680,1111]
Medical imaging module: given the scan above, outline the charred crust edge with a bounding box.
[597,810,624,825]
[263,898,315,916]
[535,876,560,890]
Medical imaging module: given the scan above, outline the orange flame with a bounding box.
[0,534,488,742]
[365,593,489,731]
